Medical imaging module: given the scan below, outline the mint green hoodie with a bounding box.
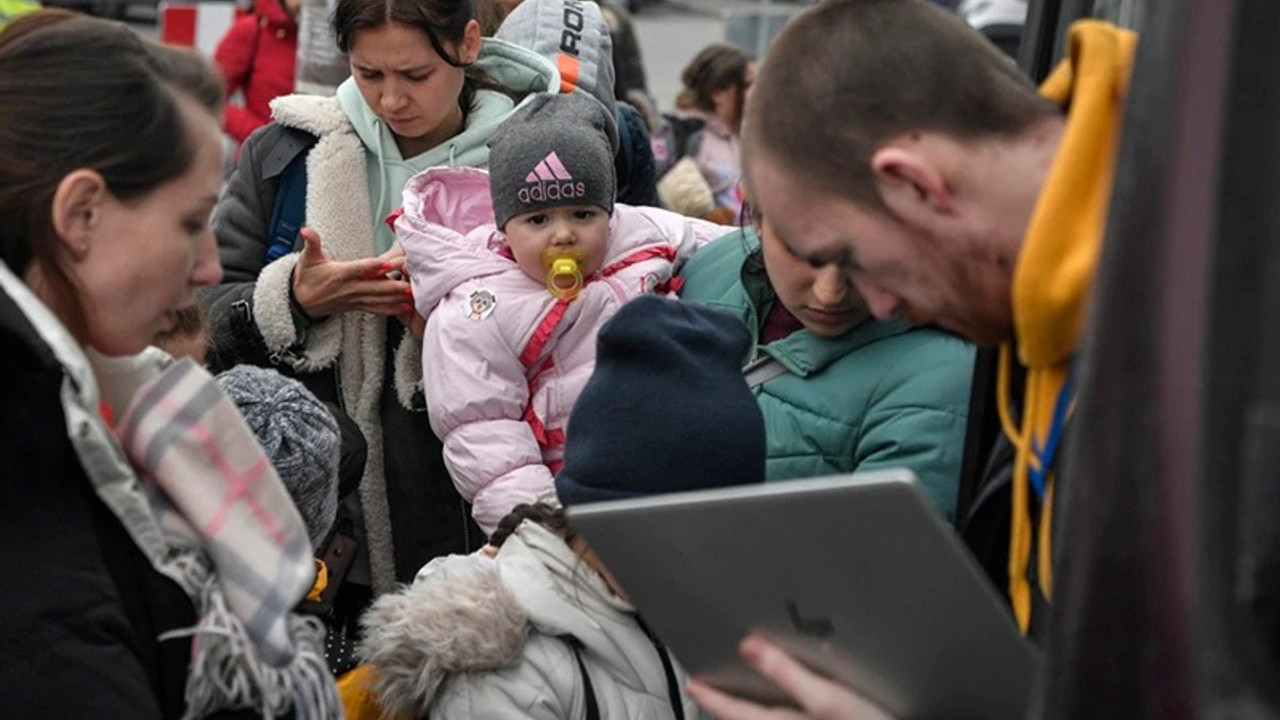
[336,37,558,253]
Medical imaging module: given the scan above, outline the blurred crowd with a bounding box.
[2,0,1163,718]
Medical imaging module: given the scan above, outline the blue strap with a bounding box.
[1028,364,1076,500]
[263,148,308,264]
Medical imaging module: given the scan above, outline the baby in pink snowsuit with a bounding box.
[395,92,728,533]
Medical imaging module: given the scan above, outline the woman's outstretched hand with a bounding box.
[375,243,427,340]
[687,635,896,720]
[291,227,413,319]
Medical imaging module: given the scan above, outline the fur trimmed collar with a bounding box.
[358,552,527,718]
[269,93,351,139]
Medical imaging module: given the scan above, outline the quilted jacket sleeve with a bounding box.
[200,124,325,372]
[423,297,555,534]
[854,334,975,523]
[429,635,580,720]
[201,123,277,365]
[625,204,734,268]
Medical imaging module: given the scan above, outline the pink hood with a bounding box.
[397,166,509,315]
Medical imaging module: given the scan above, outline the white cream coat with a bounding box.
[359,521,707,719]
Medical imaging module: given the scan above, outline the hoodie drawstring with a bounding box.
[999,343,1075,635]
[373,120,389,233]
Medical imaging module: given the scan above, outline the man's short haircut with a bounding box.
[744,0,1058,211]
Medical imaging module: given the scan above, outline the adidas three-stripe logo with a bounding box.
[525,152,575,182]
[518,151,587,205]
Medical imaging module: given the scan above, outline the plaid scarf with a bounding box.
[115,358,340,719]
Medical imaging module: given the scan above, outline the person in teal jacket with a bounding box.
[678,220,974,521]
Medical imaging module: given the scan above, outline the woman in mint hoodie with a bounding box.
[203,0,559,610]
[678,214,975,521]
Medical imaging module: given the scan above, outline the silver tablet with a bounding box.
[566,469,1040,720]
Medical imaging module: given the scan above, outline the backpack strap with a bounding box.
[263,128,316,264]
[560,635,601,720]
[636,614,687,720]
[743,353,788,388]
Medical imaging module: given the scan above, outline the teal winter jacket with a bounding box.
[678,229,975,521]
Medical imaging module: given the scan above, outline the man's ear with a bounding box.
[51,169,108,260]
[870,146,955,228]
[460,19,482,64]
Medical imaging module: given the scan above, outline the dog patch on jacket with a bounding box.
[466,290,498,320]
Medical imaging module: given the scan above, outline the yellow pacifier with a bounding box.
[542,248,586,301]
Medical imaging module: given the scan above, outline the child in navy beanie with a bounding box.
[555,294,766,505]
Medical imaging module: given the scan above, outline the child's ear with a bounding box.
[491,228,514,256]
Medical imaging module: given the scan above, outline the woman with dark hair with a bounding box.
[202,0,559,608]
[676,43,754,136]
[0,12,339,718]
[652,42,755,222]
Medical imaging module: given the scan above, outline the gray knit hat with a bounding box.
[495,0,618,132]
[490,92,618,230]
[216,365,340,551]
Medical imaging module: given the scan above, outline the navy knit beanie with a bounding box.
[554,295,766,506]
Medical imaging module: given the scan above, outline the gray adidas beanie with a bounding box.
[216,365,340,551]
[489,92,617,230]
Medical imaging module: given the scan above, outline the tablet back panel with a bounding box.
[567,470,1039,720]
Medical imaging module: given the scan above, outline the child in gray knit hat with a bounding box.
[488,92,619,300]
[392,91,733,535]
[216,364,374,677]
[490,92,618,231]
[215,364,340,551]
